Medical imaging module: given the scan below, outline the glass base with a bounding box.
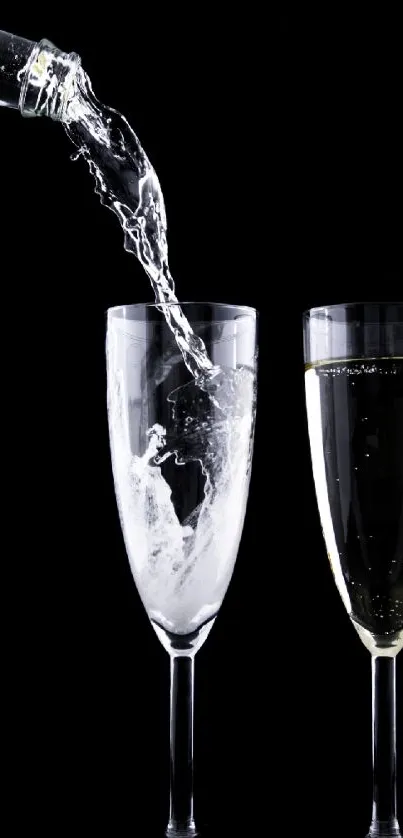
[165,823,198,837]
[366,818,402,837]
[366,833,402,837]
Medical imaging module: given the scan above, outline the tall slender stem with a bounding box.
[367,656,401,838]
[166,654,197,838]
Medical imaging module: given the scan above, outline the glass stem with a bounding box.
[167,654,197,838]
[368,656,401,837]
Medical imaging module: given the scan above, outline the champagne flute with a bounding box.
[106,301,257,836]
[304,302,402,837]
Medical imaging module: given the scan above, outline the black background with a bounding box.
[1,9,402,836]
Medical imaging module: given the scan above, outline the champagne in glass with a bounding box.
[107,302,257,836]
[304,302,402,837]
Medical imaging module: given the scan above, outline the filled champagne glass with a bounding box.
[107,301,257,836]
[304,302,402,837]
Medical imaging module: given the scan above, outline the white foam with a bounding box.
[107,332,255,635]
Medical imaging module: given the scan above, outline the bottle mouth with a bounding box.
[19,38,81,121]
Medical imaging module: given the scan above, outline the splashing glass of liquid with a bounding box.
[107,302,257,836]
[1,30,259,834]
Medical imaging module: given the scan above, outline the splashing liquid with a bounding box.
[64,66,218,383]
[20,41,256,634]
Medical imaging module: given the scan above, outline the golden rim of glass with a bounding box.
[303,301,402,317]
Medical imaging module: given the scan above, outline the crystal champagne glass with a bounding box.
[106,301,257,836]
[304,302,402,837]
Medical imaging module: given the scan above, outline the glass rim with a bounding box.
[303,301,402,317]
[106,300,258,317]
